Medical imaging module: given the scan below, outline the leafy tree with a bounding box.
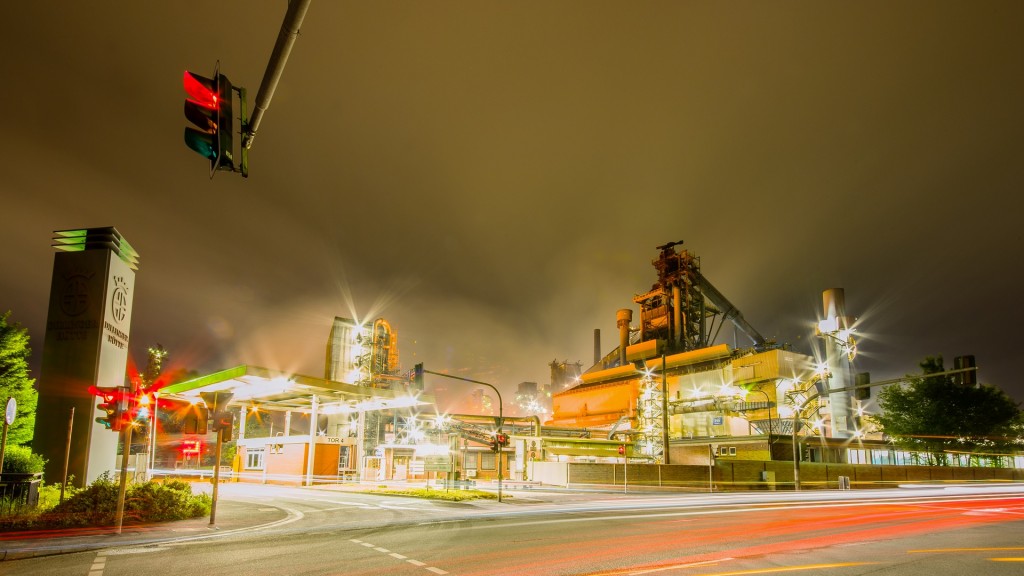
[0,311,37,446]
[873,356,1021,465]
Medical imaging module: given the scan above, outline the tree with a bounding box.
[873,356,1021,466]
[0,311,37,446]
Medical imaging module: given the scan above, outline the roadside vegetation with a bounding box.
[0,473,210,531]
[368,486,503,502]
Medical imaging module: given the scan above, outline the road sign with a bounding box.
[5,398,15,426]
[423,455,451,472]
[712,416,724,425]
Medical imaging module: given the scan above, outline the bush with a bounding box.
[0,445,46,474]
[33,474,209,528]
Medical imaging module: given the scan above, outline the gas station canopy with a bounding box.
[157,365,433,414]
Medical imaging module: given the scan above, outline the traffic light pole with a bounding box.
[210,427,223,526]
[422,370,504,502]
[114,422,133,534]
[242,0,312,150]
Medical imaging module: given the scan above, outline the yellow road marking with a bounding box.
[908,547,1024,553]
[989,558,1024,562]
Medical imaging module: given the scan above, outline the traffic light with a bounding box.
[211,411,233,441]
[182,407,208,435]
[618,444,625,456]
[183,69,234,176]
[413,363,424,389]
[492,433,508,452]
[91,385,126,432]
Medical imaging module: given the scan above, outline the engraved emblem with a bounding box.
[111,276,129,324]
[60,272,92,317]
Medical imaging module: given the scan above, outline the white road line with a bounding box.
[361,542,375,547]
[375,547,390,553]
[390,553,408,559]
[350,539,363,543]
[407,559,426,566]
[426,567,448,574]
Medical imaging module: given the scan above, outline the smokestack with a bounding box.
[616,309,633,366]
[821,288,852,332]
[593,329,601,367]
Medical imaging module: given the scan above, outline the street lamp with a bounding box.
[746,388,774,456]
[419,368,505,502]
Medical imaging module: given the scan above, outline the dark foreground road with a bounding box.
[3,484,1023,575]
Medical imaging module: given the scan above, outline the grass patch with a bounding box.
[368,487,504,502]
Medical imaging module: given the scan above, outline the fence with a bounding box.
[529,460,1024,491]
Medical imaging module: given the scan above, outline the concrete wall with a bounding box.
[532,460,1024,490]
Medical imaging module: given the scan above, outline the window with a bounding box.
[245,448,265,470]
[464,452,477,471]
[480,451,496,470]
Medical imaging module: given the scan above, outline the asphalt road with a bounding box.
[3,484,1024,575]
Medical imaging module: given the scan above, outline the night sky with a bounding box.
[2,2,1022,408]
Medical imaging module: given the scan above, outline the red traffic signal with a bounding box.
[183,68,234,177]
[492,433,509,452]
[618,444,625,455]
[211,411,234,441]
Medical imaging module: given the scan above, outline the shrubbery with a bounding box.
[0,445,46,474]
[1,474,210,530]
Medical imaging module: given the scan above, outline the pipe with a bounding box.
[672,284,683,347]
[697,273,767,348]
[594,329,601,367]
[616,309,632,366]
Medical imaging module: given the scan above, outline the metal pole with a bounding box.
[210,428,223,526]
[60,407,74,503]
[792,415,801,491]
[243,0,313,149]
[0,421,8,476]
[708,444,714,492]
[148,398,158,480]
[114,423,134,534]
[661,354,670,464]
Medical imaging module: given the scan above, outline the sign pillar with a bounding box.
[34,228,138,487]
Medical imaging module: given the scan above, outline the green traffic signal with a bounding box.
[91,385,125,432]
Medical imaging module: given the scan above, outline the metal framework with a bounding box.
[636,373,665,462]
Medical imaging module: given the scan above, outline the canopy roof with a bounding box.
[158,365,433,414]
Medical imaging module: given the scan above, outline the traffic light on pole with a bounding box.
[212,411,233,441]
[413,363,424,389]
[91,385,125,432]
[183,68,234,176]
[618,444,625,456]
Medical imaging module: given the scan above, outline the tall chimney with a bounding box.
[616,309,633,366]
[593,329,601,367]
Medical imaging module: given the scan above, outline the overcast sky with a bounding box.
[2,1,1022,408]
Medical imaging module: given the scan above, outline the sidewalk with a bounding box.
[0,489,288,561]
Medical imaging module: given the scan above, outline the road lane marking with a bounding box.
[658,563,875,576]
[625,558,722,574]
[908,547,1024,553]
[348,534,449,575]
[989,558,1024,562]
